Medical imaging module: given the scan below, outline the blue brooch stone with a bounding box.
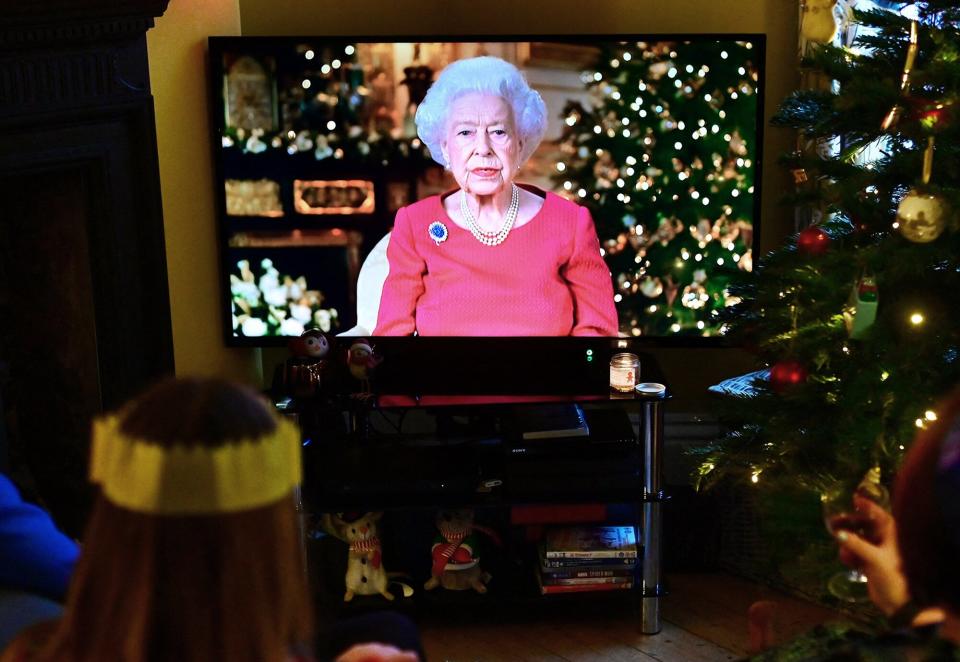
[428,221,448,245]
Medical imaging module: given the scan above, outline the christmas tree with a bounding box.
[697,2,960,498]
[554,39,761,337]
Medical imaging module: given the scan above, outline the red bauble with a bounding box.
[769,360,808,392]
[797,226,831,255]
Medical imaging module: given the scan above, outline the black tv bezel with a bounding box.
[207,33,766,349]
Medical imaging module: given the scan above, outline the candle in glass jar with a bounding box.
[609,353,640,392]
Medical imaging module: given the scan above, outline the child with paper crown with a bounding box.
[0,377,420,662]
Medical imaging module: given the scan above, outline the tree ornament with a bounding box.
[800,0,839,44]
[639,276,664,298]
[914,99,955,133]
[797,226,831,255]
[843,275,878,339]
[769,360,808,392]
[896,190,947,243]
[880,20,919,131]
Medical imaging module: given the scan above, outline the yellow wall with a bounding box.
[147,0,264,385]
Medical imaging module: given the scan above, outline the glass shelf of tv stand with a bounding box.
[295,384,667,634]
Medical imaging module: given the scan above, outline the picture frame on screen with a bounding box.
[208,34,764,347]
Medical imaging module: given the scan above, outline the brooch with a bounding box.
[428,221,448,245]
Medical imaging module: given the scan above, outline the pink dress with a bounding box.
[374,187,618,336]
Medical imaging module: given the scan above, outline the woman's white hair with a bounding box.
[415,56,548,168]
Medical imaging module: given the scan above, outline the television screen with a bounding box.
[209,35,763,345]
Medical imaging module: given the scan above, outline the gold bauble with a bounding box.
[896,190,947,243]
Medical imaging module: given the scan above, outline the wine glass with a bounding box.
[821,479,890,603]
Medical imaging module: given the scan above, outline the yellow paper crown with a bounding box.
[89,414,302,515]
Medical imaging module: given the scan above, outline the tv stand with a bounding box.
[291,384,668,634]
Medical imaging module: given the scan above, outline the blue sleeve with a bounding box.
[0,474,79,601]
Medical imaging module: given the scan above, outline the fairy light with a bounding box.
[697,320,706,330]
[344,45,355,55]
[304,49,315,60]
[563,181,572,190]
[332,59,342,69]
[556,162,566,172]
[321,64,331,75]
[881,370,890,381]
[910,312,925,326]
[614,293,623,302]
[671,323,681,333]
[302,79,312,89]
[926,410,938,421]
[326,120,336,130]
[578,188,587,198]
[287,130,296,139]
[594,125,602,134]
[751,469,761,484]
[916,418,925,428]
[623,52,632,61]
[639,109,648,118]
[731,189,740,198]
[593,72,603,81]
[721,50,729,59]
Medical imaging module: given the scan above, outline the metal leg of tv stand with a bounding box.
[641,398,664,634]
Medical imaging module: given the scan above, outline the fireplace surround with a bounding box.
[0,1,174,535]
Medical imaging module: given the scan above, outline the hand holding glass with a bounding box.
[822,482,891,602]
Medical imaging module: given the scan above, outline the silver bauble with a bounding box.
[896,190,947,243]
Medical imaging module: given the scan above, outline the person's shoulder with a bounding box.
[537,190,589,223]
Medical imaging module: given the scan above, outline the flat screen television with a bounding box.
[209,35,764,348]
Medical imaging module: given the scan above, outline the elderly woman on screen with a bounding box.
[373,56,618,337]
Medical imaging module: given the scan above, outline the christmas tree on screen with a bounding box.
[555,39,761,337]
[697,1,960,498]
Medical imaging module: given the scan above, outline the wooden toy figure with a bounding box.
[275,328,330,397]
[424,508,499,593]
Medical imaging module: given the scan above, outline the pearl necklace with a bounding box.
[460,184,519,247]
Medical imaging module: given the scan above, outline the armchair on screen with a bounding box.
[338,232,391,337]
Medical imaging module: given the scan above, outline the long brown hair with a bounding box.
[894,385,960,613]
[40,377,313,662]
